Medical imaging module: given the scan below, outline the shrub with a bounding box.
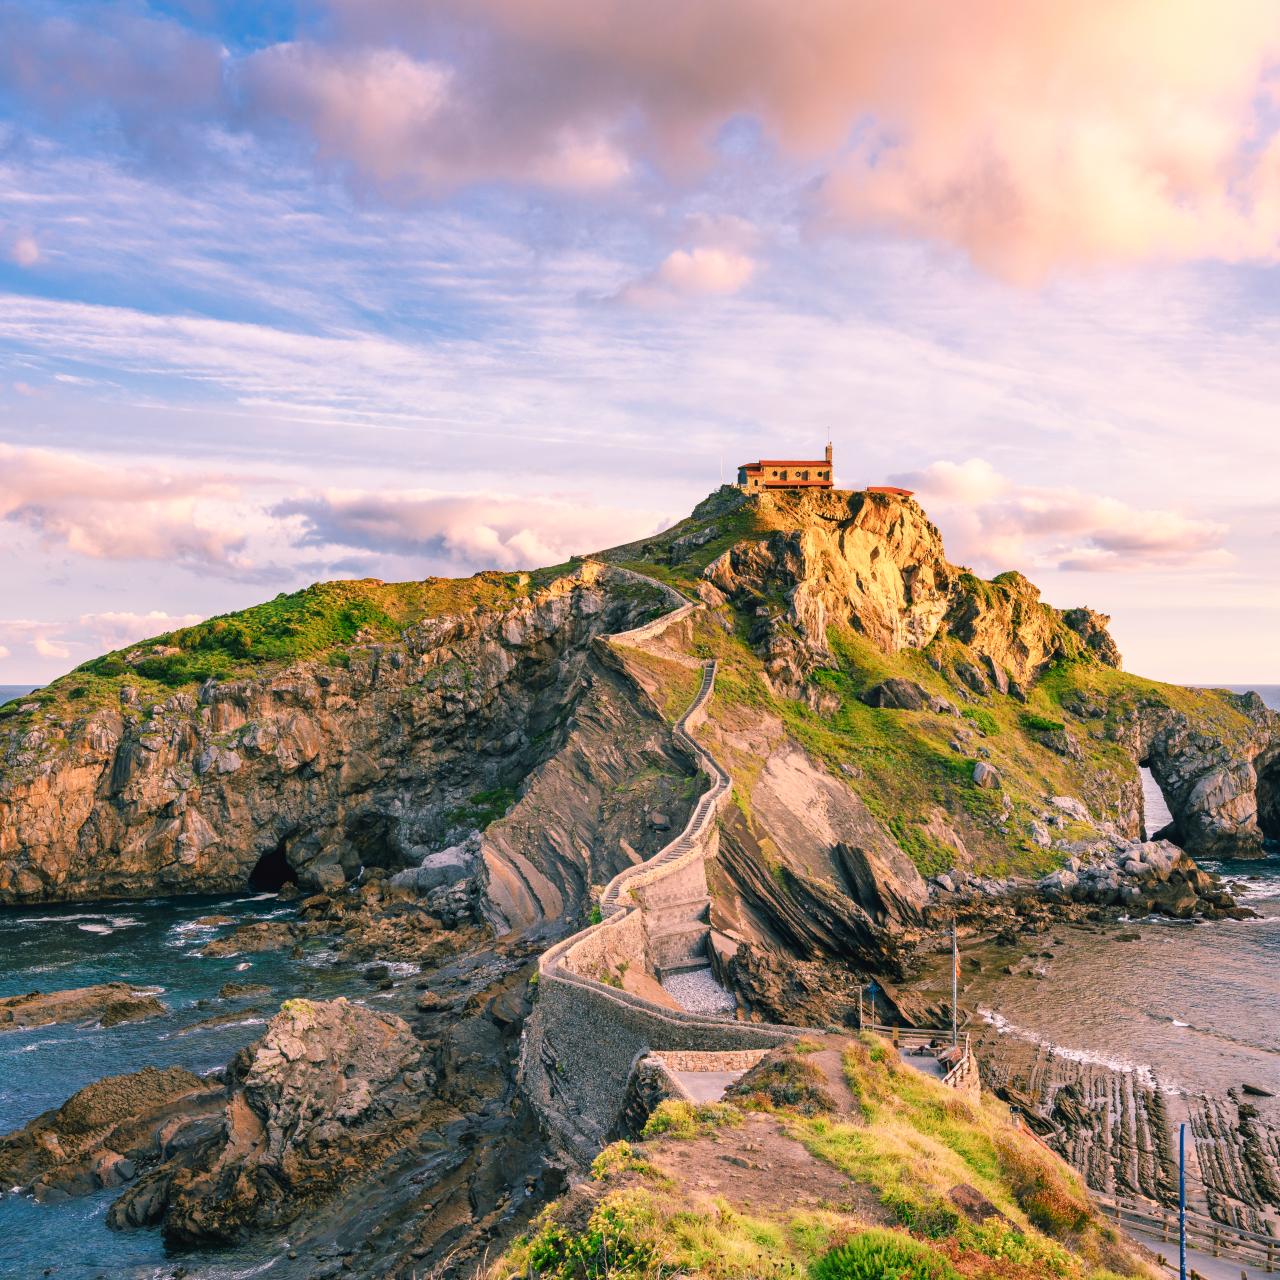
[641,1099,739,1138]
[725,1050,836,1116]
[962,708,1000,736]
[811,1229,959,1280]
[526,1195,656,1279]
[994,1135,1090,1239]
[1021,712,1066,734]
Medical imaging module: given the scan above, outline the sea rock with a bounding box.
[0,982,166,1032]
[109,998,429,1246]
[0,1065,218,1196]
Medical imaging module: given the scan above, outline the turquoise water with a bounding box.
[0,894,375,1278]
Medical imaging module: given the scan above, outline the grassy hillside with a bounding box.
[490,1035,1151,1280]
[0,569,565,728]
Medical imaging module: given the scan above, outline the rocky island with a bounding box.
[2,485,1277,1277]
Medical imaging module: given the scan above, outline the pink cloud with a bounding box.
[897,458,1230,572]
[9,233,40,268]
[239,42,629,196]
[320,0,1280,277]
[619,245,755,305]
[0,443,250,568]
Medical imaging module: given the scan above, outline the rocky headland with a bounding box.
[2,484,1278,1275]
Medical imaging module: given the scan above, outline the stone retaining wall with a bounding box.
[519,568,976,1165]
[519,588,800,1162]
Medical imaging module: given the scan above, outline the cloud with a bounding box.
[323,0,1280,279]
[0,619,73,661]
[0,2,224,143]
[275,489,660,572]
[8,3,1280,277]
[897,458,1230,573]
[78,610,206,651]
[619,246,755,305]
[239,42,629,196]
[9,233,40,267]
[0,443,252,569]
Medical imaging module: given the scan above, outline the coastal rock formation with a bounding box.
[0,564,687,905]
[110,998,427,1244]
[0,1065,221,1200]
[702,490,1113,695]
[0,982,166,1031]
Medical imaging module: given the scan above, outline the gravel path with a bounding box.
[661,966,736,1015]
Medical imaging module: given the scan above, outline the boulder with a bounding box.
[1050,796,1092,823]
[389,844,474,895]
[109,998,429,1246]
[973,762,1001,789]
[860,679,929,711]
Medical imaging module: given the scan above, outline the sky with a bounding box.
[1,0,1279,685]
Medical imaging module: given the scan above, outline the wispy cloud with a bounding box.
[895,458,1231,574]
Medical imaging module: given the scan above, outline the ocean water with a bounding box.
[977,675,1280,1136]
[0,686,38,707]
[0,894,384,1279]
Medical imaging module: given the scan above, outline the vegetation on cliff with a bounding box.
[0,571,565,727]
[491,1035,1150,1280]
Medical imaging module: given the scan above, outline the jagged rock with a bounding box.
[0,982,166,1031]
[861,679,929,711]
[1051,796,1092,823]
[0,1065,219,1198]
[109,998,429,1246]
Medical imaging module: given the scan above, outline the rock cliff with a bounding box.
[0,563,690,907]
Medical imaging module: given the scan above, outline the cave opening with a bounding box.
[248,840,298,892]
[1257,758,1280,845]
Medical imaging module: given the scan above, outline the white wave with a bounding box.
[16,1037,64,1052]
[108,915,141,928]
[978,1006,1176,1093]
[368,960,420,978]
[78,923,114,934]
[235,961,251,971]
[17,913,111,924]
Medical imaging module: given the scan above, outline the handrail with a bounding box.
[1091,1189,1280,1269]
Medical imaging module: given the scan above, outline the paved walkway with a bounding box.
[1123,1222,1274,1280]
[672,1069,747,1103]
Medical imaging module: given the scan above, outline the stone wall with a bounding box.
[519,597,801,1163]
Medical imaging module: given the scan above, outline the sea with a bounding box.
[983,684,1280,1132]
[0,681,1275,1275]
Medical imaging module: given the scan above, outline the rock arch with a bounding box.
[1256,752,1280,845]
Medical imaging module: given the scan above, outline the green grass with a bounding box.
[490,1033,1148,1280]
[446,786,518,830]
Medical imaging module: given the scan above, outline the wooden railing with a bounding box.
[1091,1190,1280,1272]
[864,1024,975,1093]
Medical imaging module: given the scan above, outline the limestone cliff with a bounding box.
[0,563,692,905]
[605,486,1280,866]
